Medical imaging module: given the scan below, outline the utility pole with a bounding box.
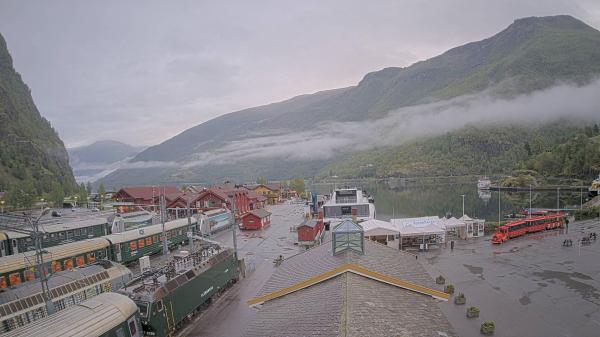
[557,188,560,211]
[186,197,194,254]
[461,194,465,217]
[529,185,532,218]
[160,189,168,256]
[498,188,501,227]
[580,187,583,210]
[229,193,239,260]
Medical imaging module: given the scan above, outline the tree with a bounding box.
[49,182,65,207]
[289,178,306,197]
[97,182,106,207]
[78,182,88,207]
[594,123,599,136]
[256,177,267,184]
[86,182,93,194]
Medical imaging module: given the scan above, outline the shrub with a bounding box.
[454,292,466,305]
[436,275,445,285]
[466,306,480,318]
[480,320,495,335]
[444,284,454,294]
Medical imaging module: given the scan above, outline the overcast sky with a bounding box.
[1,1,599,148]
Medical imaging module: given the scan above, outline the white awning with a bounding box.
[397,223,445,236]
[441,217,466,229]
[361,219,398,236]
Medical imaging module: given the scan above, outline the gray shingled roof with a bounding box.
[298,218,319,228]
[244,240,457,337]
[247,208,271,219]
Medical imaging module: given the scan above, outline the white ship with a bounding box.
[477,177,492,190]
[322,188,376,225]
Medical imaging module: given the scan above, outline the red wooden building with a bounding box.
[112,186,179,212]
[297,213,324,247]
[240,208,272,230]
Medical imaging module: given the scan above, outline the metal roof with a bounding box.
[243,240,456,337]
[103,218,195,244]
[2,292,138,337]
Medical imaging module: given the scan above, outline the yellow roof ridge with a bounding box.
[247,263,449,306]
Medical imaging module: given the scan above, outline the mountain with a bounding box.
[0,32,76,194]
[68,140,145,183]
[101,15,600,187]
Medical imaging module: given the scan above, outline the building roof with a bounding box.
[247,183,281,192]
[115,186,178,200]
[298,218,319,229]
[245,208,271,219]
[244,239,456,337]
[360,219,398,236]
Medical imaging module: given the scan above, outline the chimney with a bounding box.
[351,208,357,222]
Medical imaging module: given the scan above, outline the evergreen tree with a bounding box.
[97,182,106,207]
[256,177,267,184]
[49,182,65,207]
[78,182,87,207]
[86,182,93,195]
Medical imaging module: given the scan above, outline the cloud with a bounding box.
[118,79,600,171]
[1,0,598,147]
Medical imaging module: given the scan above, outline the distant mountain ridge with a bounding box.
[0,32,75,193]
[101,15,600,187]
[68,140,144,183]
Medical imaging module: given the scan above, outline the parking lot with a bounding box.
[421,218,600,337]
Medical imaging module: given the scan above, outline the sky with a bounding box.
[0,0,599,148]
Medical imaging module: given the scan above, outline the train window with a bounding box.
[59,232,65,239]
[64,259,74,270]
[52,261,62,272]
[50,233,56,238]
[24,270,35,281]
[128,317,138,336]
[156,300,163,312]
[97,250,105,258]
[82,228,87,235]
[138,239,145,248]
[130,241,137,250]
[137,303,149,317]
[87,253,95,263]
[74,229,81,236]
[9,273,21,286]
[0,276,6,289]
[146,237,152,246]
[76,256,85,267]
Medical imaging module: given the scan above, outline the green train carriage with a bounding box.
[119,247,238,337]
[104,218,195,264]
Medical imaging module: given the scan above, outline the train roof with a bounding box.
[0,261,132,320]
[104,218,196,244]
[0,238,110,275]
[2,292,138,337]
[203,208,229,216]
[0,217,109,239]
[0,260,129,304]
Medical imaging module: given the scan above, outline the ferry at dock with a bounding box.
[322,188,375,225]
[477,176,492,190]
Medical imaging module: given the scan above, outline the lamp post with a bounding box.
[40,198,45,211]
[74,196,78,208]
[0,200,4,213]
[461,194,465,217]
[228,193,239,260]
[28,208,55,314]
[529,185,532,218]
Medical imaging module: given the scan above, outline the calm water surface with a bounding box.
[309,179,589,222]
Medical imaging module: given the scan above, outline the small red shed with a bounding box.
[297,216,324,246]
[240,208,272,230]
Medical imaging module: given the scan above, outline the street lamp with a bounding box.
[228,193,239,260]
[461,194,465,217]
[0,200,4,213]
[40,198,45,211]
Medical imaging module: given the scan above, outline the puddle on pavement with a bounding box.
[532,270,600,303]
[463,264,484,279]
[519,295,531,305]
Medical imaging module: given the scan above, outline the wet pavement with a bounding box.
[421,218,600,337]
[178,203,306,337]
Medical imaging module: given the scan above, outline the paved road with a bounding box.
[178,203,306,337]
[421,218,600,337]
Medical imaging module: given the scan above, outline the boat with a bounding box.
[491,213,565,244]
[322,188,375,225]
[477,177,491,190]
[589,174,600,197]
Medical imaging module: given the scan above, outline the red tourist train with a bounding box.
[491,213,565,244]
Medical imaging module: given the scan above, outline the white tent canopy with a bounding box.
[441,217,466,229]
[361,219,398,236]
[397,223,445,236]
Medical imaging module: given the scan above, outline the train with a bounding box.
[491,213,565,244]
[118,245,238,337]
[0,217,111,257]
[2,292,142,337]
[0,218,197,289]
[0,260,133,332]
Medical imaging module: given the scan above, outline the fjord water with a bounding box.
[310,179,587,222]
